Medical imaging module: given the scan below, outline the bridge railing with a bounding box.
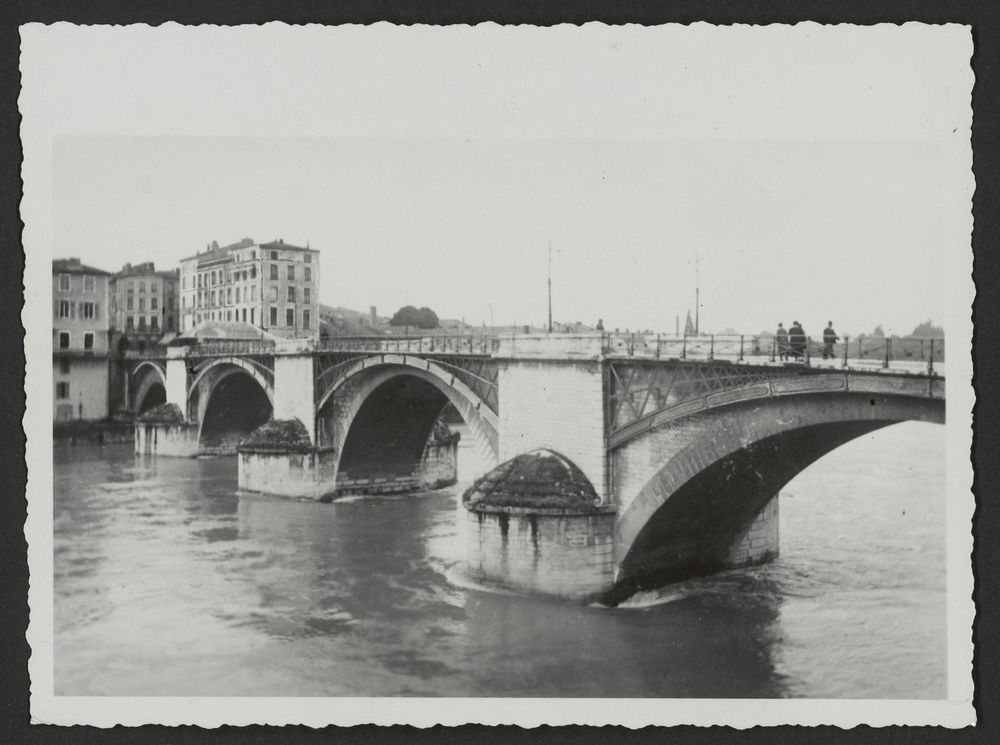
[121,348,168,360]
[602,332,944,373]
[316,335,500,355]
[187,339,277,356]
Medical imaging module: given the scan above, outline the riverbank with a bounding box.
[53,420,134,446]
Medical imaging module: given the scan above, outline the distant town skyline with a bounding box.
[51,136,947,339]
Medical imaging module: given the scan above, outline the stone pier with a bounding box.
[134,403,199,457]
[237,419,338,500]
[463,449,616,602]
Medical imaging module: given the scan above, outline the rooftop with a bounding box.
[462,449,602,513]
[52,258,111,276]
[238,418,313,453]
[181,237,317,264]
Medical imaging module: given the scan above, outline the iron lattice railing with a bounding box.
[600,333,944,374]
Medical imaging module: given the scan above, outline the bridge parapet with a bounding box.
[316,335,499,356]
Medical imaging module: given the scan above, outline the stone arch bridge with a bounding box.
[131,332,945,602]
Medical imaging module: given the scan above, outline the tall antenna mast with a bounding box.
[695,253,700,336]
[547,239,553,334]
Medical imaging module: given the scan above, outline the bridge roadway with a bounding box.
[127,332,945,603]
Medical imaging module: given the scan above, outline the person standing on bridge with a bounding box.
[823,321,839,359]
[788,320,806,360]
[775,322,789,361]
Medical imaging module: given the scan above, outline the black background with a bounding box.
[2,1,997,743]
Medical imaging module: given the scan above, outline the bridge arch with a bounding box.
[130,360,167,415]
[189,359,275,453]
[611,390,944,598]
[316,355,499,483]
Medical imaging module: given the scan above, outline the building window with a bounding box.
[242,308,247,322]
[84,275,96,292]
[304,287,310,303]
[270,286,278,302]
[287,265,295,281]
[83,332,94,349]
[81,302,95,320]
[138,316,147,331]
[167,315,175,331]
[211,290,217,306]
[58,331,70,348]
[151,282,158,293]
[286,308,294,327]
[58,300,71,318]
[235,287,241,303]
[151,297,158,310]
[251,308,256,325]
[269,306,278,326]
[271,250,278,260]
[126,316,134,331]
[287,286,295,302]
[251,285,257,301]
[56,381,70,399]
[227,288,232,304]
[59,357,70,374]
[304,254,311,264]
[139,281,146,293]
[303,310,310,329]
[304,267,311,282]
[139,297,146,311]
[270,264,278,280]
[126,294,134,310]
[58,274,70,291]
[150,316,159,331]
[250,266,256,279]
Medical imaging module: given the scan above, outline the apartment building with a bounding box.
[52,258,112,421]
[179,237,320,339]
[110,262,180,349]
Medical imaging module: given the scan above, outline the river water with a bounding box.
[53,422,946,698]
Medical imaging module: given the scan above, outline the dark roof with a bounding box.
[462,449,602,513]
[137,403,184,424]
[52,258,111,276]
[238,419,312,453]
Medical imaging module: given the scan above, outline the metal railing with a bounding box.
[601,332,944,374]
[316,335,500,356]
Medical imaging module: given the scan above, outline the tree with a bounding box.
[390,305,439,329]
[909,320,944,338]
[872,324,885,337]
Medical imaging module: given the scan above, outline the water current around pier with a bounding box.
[53,422,946,698]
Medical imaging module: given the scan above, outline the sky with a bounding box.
[23,23,972,338]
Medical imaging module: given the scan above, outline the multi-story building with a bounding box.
[109,262,180,350]
[179,237,320,339]
[52,258,112,421]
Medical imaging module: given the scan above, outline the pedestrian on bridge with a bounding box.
[775,322,789,361]
[788,321,806,360]
[823,321,839,359]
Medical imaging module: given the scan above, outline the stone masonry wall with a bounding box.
[725,494,779,567]
[135,421,199,457]
[497,360,608,502]
[238,449,338,499]
[466,509,615,600]
[416,437,458,490]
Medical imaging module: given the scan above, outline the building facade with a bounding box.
[179,238,320,339]
[52,258,112,421]
[110,262,180,350]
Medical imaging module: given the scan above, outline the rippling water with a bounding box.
[53,422,946,698]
